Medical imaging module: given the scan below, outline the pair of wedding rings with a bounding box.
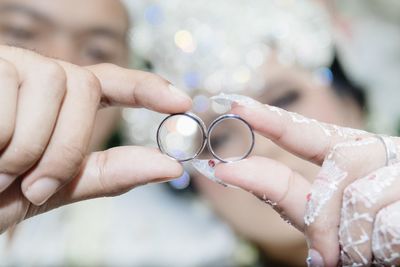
[156,113,255,163]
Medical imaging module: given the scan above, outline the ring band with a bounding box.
[156,113,254,163]
[207,114,255,163]
[156,113,207,162]
[375,135,399,166]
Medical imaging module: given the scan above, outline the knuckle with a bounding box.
[77,69,102,103]
[2,144,45,172]
[88,62,122,78]
[0,124,13,149]
[61,144,85,166]
[325,141,360,169]
[342,182,367,213]
[94,150,112,196]
[49,144,86,175]
[94,62,118,71]
[40,60,66,81]
[94,150,127,198]
[328,144,348,161]
[37,61,67,98]
[18,144,45,163]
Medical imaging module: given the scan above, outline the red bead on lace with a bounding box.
[208,160,216,168]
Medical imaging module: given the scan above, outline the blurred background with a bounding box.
[0,0,399,266]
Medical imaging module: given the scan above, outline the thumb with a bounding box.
[47,146,183,207]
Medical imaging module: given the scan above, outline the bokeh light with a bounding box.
[174,30,197,53]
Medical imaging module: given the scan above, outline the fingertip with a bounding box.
[230,105,253,119]
[135,81,192,113]
[231,105,271,134]
[307,248,325,267]
[306,227,341,266]
[166,84,193,113]
[230,105,276,135]
[174,97,193,113]
[163,156,185,179]
[151,149,184,180]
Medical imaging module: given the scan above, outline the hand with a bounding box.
[0,45,192,234]
[209,94,400,266]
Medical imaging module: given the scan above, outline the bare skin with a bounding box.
[205,92,400,266]
[192,55,365,266]
[0,0,192,234]
[0,0,131,152]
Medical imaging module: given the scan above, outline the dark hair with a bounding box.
[330,56,367,110]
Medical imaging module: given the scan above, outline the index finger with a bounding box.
[87,63,192,113]
[212,93,370,165]
[0,46,192,114]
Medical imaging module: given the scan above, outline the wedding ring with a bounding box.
[157,113,207,162]
[207,114,254,163]
[156,113,255,162]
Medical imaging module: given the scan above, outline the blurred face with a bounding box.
[0,0,130,149]
[193,55,364,265]
[0,0,129,65]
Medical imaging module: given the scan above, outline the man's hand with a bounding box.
[0,45,192,234]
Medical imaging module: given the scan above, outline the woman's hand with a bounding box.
[210,94,400,266]
[0,45,192,234]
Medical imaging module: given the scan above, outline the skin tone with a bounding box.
[199,86,400,265]
[0,0,192,234]
[192,55,365,266]
[0,0,131,151]
[2,1,398,265]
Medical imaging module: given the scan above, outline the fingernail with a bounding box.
[191,159,238,189]
[0,173,16,192]
[168,84,191,101]
[307,249,324,267]
[210,93,262,109]
[24,177,61,206]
